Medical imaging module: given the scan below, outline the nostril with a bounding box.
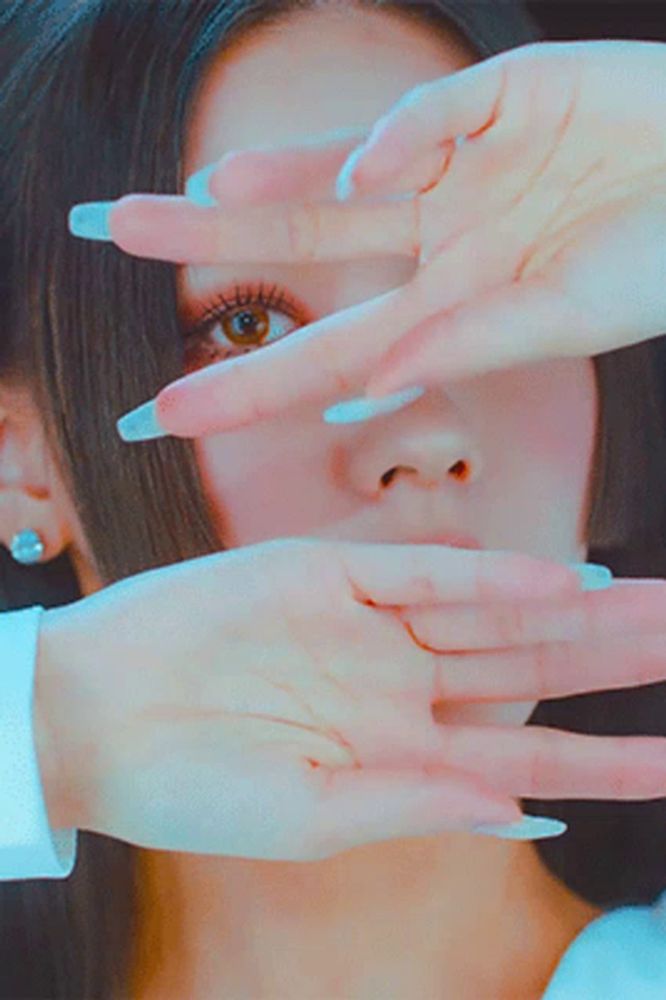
[449,460,470,482]
[381,463,471,487]
[380,466,416,487]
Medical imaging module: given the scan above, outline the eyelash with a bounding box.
[182,281,307,366]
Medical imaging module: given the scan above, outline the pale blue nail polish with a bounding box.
[184,164,219,206]
[116,399,169,442]
[471,815,568,841]
[567,562,614,591]
[322,385,425,424]
[68,201,116,241]
[335,145,366,202]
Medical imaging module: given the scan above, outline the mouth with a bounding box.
[414,536,480,550]
[383,534,481,550]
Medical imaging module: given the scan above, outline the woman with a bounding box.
[1,0,666,998]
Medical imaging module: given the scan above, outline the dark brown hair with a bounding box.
[0,1,665,997]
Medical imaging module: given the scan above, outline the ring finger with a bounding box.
[430,721,666,801]
[436,631,666,705]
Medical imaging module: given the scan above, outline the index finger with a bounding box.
[153,278,422,439]
[108,192,422,265]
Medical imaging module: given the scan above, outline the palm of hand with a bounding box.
[406,41,666,363]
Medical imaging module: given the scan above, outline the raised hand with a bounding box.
[36,540,666,862]
[67,40,666,440]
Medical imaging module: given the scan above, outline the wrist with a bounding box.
[34,606,89,831]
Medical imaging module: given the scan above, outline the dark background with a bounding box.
[527,0,666,43]
[516,1,666,910]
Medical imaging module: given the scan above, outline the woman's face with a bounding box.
[178,6,597,727]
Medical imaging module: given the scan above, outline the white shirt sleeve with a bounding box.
[543,888,666,998]
[0,605,77,879]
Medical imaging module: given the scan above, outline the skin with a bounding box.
[0,6,604,997]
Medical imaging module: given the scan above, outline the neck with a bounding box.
[131,832,602,999]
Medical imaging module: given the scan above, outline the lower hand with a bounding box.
[72,40,666,438]
[34,541,666,860]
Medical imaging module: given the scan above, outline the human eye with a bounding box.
[181,280,309,371]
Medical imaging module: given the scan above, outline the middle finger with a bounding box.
[396,579,666,652]
[106,191,421,265]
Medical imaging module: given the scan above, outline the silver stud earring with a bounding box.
[10,529,45,565]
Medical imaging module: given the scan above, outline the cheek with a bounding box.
[534,363,598,541]
[492,360,598,481]
[192,429,313,549]
[191,433,259,547]
[541,369,597,474]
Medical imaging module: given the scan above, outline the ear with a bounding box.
[0,382,76,566]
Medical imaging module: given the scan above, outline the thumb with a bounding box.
[365,276,588,396]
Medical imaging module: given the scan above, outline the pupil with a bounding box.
[235,311,256,335]
[224,305,269,346]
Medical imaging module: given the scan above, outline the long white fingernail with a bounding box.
[184,164,219,206]
[335,145,367,202]
[567,563,614,591]
[116,398,170,442]
[322,386,425,424]
[471,815,568,841]
[68,201,116,241]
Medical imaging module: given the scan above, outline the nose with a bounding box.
[380,459,472,490]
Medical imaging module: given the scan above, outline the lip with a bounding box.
[411,535,481,550]
[378,533,481,549]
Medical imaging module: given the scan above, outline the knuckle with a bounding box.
[531,641,554,700]
[286,202,320,262]
[309,327,356,399]
[608,736,661,799]
[492,600,528,647]
[475,550,507,602]
[523,748,541,798]
[578,596,601,643]
[635,739,666,796]
[532,639,572,700]
[524,730,557,797]
[608,750,632,799]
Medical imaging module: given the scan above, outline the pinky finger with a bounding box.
[307,765,535,860]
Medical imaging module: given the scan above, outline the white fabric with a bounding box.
[543,889,666,998]
[0,605,77,879]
